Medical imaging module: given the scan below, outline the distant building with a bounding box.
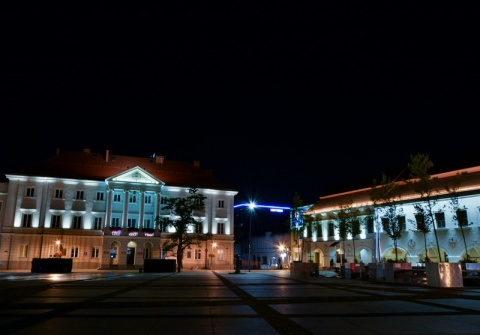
[234,204,291,270]
[0,149,237,271]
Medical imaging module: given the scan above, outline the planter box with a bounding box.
[290,262,319,279]
[384,262,412,283]
[426,262,463,287]
[31,258,73,273]
[143,259,176,273]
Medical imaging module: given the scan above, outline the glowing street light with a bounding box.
[248,202,256,272]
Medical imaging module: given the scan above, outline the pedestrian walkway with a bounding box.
[1,269,480,334]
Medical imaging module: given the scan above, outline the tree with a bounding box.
[155,188,211,272]
[445,172,471,262]
[370,173,405,262]
[336,199,363,263]
[301,212,321,262]
[409,204,433,262]
[405,153,443,262]
[291,192,304,261]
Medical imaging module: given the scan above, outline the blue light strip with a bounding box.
[233,203,291,210]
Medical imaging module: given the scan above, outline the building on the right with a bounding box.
[292,165,480,268]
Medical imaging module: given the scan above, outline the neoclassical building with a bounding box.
[0,149,237,271]
[295,165,480,267]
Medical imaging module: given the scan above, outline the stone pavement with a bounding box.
[0,269,480,335]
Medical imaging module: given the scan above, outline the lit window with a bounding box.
[70,247,79,258]
[19,244,28,257]
[194,249,202,260]
[91,247,100,258]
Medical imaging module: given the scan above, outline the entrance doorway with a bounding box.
[126,241,137,266]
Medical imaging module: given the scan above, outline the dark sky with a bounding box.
[2,7,479,208]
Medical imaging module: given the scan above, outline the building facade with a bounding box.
[295,165,480,268]
[0,149,237,271]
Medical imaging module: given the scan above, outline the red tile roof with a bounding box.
[308,165,480,213]
[10,149,236,191]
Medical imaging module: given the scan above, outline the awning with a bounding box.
[329,241,341,247]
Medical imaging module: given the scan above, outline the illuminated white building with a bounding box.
[296,165,480,267]
[0,149,237,271]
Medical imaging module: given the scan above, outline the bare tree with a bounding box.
[445,172,471,262]
[405,153,443,262]
[336,199,363,263]
[370,173,405,262]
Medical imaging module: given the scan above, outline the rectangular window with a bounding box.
[51,214,62,228]
[414,213,425,230]
[70,247,79,258]
[96,191,105,201]
[111,217,120,227]
[129,193,137,203]
[19,244,28,257]
[113,194,121,202]
[26,187,35,197]
[73,216,82,229]
[22,214,32,228]
[194,249,202,260]
[218,200,225,208]
[456,209,468,226]
[217,222,224,234]
[381,217,389,231]
[366,217,374,234]
[398,215,407,232]
[193,222,201,233]
[91,247,100,258]
[94,217,103,230]
[48,245,56,258]
[160,196,168,205]
[328,222,335,236]
[54,189,64,199]
[127,218,137,228]
[435,212,446,228]
[0,201,2,212]
[144,195,152,204]
[144,219,152,229]
[186,250,192,259]
[217,248,224,261]
[76,190,84,200]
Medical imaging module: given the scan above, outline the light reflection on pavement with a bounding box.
[0,271,139,282]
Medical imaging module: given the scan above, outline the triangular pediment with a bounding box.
[107,166,164,185]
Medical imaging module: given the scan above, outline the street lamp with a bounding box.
[248,202,256,272]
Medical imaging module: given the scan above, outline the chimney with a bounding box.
[105,149,109,162]
[193,160,200,168]
[56,148,60,156]
[155,156,165,164]
[84,148,91,153]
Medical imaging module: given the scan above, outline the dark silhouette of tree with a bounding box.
[155,188,211,272]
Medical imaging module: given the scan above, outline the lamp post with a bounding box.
[248,202,256,272]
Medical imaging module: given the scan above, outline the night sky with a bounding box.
[2,7,479,208]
